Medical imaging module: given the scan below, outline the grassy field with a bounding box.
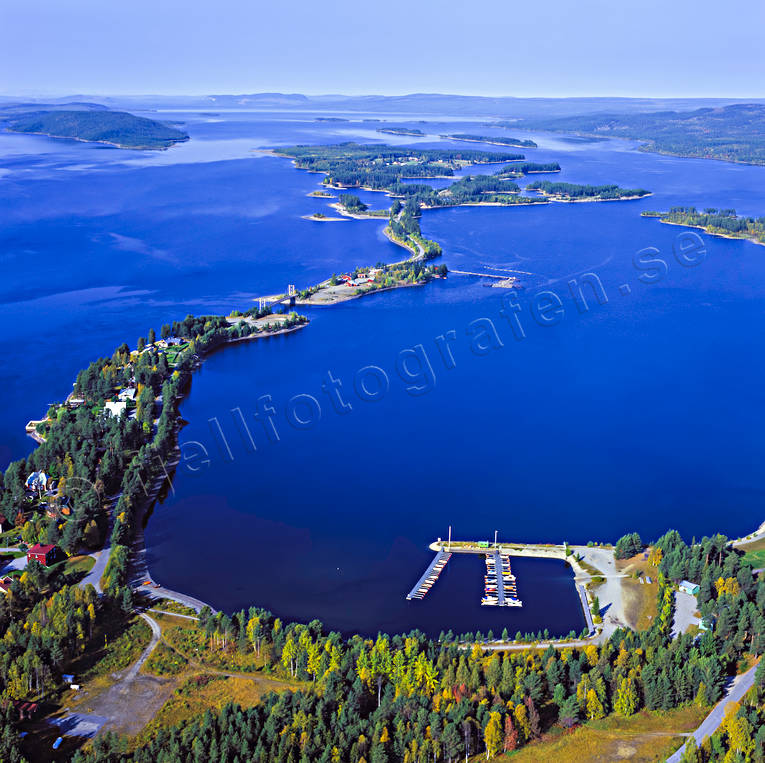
[138,671,301,743]
[143,641,188,676]
[496,705,708,762]
[159,613,267,672]
[65,554,96,576]
[738,536,765,569]
[616,552,661,630]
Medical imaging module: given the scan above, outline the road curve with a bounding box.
[666,660,760,762]
[123,613,162,683]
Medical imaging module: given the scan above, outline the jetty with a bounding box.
[405,551,452,600]
[483,552,523,607]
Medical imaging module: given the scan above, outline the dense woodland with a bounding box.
[645,207,765,244]
[273,143,524,193]
[277,145,640,215]
[517,103,765,165]
[1,109,189,149]
[525,180,650,200]
[59,529,764,762]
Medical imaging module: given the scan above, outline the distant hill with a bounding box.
[2,109,189,149]
[518,103,765,165]
[21,93,761,120]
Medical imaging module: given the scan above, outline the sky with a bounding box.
[2,0,764,98]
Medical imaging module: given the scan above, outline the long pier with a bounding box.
[449,270,510,279]
[406,551,451,600]
[493,553,506,606]
[483,552,522,607]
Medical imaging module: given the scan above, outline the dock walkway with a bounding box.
[406,551,451,600]
[493,553,506,606]
[577,583,594,634]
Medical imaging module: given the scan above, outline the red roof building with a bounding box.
[27,543,58,566]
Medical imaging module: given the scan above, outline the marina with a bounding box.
[405,551,452,600]
[407,529,525,608]
[482,552,523,607]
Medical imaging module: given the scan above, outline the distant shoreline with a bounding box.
[5,127,188,151]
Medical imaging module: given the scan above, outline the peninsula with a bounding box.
[525,180,651,201]
[2,109,189,149]
[516,103,765,165]
[642,207,765,246]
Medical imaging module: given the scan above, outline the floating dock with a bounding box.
[406,551,451,600]
[482,552,522,607]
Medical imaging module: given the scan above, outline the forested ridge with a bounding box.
[2,110,189,149]
[516,103,765,165]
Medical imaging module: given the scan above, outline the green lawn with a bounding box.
[739,537,765,569]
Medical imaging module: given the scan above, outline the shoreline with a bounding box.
[439,134,537,149]
[5,127,188,151]
[652,218,765,247]
[301,213,348,222]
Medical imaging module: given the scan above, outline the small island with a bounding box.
[2,109,189,149]
[376,127,426,137]
[277,144,649,258]
[295,260,447,305]
[307,190,334,197]
[442,133,538,148]
[642,207,765,245]
[525,180,651,201]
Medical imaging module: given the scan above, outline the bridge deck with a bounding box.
[406,551,451,600]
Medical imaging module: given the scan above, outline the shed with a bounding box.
[679,580,700,595]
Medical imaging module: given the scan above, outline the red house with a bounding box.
[27,543,58,566]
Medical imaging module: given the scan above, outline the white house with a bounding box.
[104,401,127,418]
[118,387,137,402]
[25,471,50,491]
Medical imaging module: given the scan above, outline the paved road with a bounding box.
[666,661,760,762]
[125,613,161,681]
[0,555,27,575]
[79,549,109,593]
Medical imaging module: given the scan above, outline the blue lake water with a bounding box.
[2,110,765,636]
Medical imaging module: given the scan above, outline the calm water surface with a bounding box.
[2,110,765,635]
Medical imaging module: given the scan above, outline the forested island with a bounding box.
[515,103,765,165]
[643,207,765,245]
[442,133,537,148]
[277,143,648,263]
[1,109,189,149]
[377,127,426,137]
[525,180,651,201]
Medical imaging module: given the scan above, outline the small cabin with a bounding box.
[679,580,700,596]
